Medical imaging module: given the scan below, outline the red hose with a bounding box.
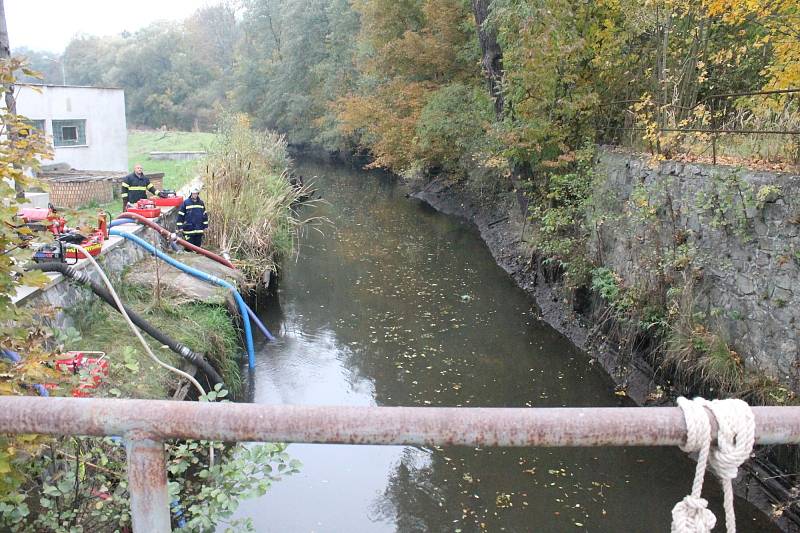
[116,212,236,270]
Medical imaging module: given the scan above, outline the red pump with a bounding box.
[54,351,109,397]
[127,199,161,218]
[62,211,109,260]
[153,190,184,207]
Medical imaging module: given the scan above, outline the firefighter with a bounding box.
[176,187,209,247]
[121,164,160,211]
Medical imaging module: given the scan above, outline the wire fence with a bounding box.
[597,88,800,166]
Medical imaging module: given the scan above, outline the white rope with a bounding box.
[75,245,216,468]
[671,397,755,533]
[73,245,206,397]
[671,397,716,533]
[707,399,756,533]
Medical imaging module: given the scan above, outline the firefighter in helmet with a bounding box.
[176,187,209,247]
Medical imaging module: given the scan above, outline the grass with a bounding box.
[64,280,242,399]
[128,130,217,191]
[62,129,219,224]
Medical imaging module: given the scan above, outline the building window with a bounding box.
[52,119,86,147]
[19,119,45,137]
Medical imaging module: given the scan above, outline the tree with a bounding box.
[471,0,503,116]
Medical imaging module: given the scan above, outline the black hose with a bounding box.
[27,263,225,388]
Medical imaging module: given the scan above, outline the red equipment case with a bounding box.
[153,195,183,207]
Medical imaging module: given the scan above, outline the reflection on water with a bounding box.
[232,158,776,532]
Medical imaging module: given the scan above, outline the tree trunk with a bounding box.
[0,0,24,199]
[0,0,14,116]
[471,0,504,118]
[0,0,9,60]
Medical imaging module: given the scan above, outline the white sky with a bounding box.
[6,0,212,53]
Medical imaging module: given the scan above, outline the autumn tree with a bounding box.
[336,0,483,173]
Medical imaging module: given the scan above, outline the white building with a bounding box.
[15,84,128,172]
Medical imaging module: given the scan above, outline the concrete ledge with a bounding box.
[149,151,207,161]
[13,207,179,329]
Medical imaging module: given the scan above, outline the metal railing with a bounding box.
[2,396,800,532]
[599,88,800,164]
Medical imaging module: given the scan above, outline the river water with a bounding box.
[233,158,775,532]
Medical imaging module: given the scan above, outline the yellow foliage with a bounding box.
[340,0,476,172]
[336,81,435,171]
[702,0,800,89]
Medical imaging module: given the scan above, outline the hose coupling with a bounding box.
[73,270,90,285]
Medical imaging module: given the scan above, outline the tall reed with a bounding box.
[203,114,306,282]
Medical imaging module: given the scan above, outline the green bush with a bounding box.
[204,114,305,281]
[416,83,494,173]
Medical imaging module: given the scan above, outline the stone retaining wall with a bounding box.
[594,151,800,387]
[149,151,207,161]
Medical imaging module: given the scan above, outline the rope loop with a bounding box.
[670,397,755,533]
[671,495,716,533]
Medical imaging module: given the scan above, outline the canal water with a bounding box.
[234,158,776,531]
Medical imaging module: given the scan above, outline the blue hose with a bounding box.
[2,350,49,396]
[247,307,276,342]
[1,348,20,363]
[171,500,187,528]
[109,229,258,369]
[111,219,276,343]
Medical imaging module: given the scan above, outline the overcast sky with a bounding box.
[6,0,212,53]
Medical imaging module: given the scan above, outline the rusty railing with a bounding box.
[2,396,800,532]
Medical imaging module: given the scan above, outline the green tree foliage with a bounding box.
[416,82,494,172]
[17,5,239,130]
[235,0,332,144]
[12,0,798,170]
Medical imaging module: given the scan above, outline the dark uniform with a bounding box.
[176,196,209,247]
[121,172,159,208]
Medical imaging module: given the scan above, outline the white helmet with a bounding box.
[190,186,201,194]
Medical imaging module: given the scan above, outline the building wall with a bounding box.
[16,85,128,171]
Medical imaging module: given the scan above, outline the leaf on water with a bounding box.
[495,493,512,508]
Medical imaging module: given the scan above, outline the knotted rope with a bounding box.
[671,397,755,533]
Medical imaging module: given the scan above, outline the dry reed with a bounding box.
[203,114,313,282]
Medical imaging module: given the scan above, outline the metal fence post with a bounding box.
[126,436,171,533]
